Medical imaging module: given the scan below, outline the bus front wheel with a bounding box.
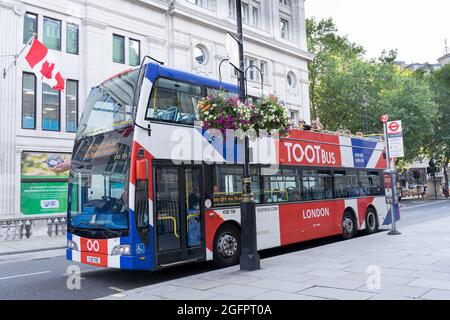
[213,224,241,268]
[342,211,356,240]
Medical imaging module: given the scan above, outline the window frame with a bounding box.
[66,79,79,133]
[42,83,61,132]
[280,17,291,40]
[66,23,79,55]
[228,0,261,28]
[43,16,62,51]
[23,12,38,44]
[145,76,204,126]
[129,38,141,67]
[194,44,208,65]
[21,72,37,130]
[206,164,385,208]
[113,34,126,64]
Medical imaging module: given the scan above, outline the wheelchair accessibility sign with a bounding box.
[136,243,145,255]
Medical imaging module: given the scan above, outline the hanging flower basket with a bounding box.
[197,92,292,137]
[253,94,293,137]
[197,93,253,134]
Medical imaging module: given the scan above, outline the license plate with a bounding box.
[87,256,101,264]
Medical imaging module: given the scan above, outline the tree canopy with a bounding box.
[306,17,439,163]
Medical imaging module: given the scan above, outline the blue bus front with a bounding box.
[66,68,154,270]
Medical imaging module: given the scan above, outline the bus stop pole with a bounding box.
[236,0,260,271]
[384,122,401,235]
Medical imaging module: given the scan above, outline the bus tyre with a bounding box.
[365,207,378,234]
[342,211,356,240]
[213,224,241,268]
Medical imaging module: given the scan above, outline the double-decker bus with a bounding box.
[66,62,397,270]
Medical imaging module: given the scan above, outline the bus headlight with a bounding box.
[67,240,78,251]
[111,245,131,256]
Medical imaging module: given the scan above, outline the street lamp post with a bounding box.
[235,0,260,271]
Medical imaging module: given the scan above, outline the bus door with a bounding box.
[154,165,204,266]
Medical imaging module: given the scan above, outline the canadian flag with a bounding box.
[24,38,65,91]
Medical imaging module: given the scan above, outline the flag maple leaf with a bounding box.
[40,61,55,80]
[53,72,65,91]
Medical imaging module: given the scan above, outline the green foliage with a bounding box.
[306,17,439,163]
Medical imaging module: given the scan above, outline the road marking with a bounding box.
[109,287,125,292]
[0,271,51,281]
[401,202,447,211]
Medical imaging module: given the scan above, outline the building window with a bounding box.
[43,17,61,51]
[23,12,37,44]
[234,57,268,84]
[287,71,296,88]
[129,38,140,66]
[260,61,268,83]
[228,0,236,18]
[279,0,292,6]
[66,80,78,132]
[290,109,298,123]
[229,1,260,27]
[280,18,290,40]
[194,45,208,65]
[242,3,249,24]
[22,72,36,129]
[186,0,215,10]
[246,58,255,80]
[66,23,79,55]
[252,6,259,27]
[42,84,60,131]
[113,34,125,64]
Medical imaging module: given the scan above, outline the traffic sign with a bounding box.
[380,114,389,123]
[386,120,404,158]
[387,120,402,135]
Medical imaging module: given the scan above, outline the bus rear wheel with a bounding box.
[213,224,241,268]
[365,207,379,234]
[342,211,356,240]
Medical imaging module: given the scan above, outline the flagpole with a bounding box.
[3,33,37,79]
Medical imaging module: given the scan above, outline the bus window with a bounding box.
[205,87,236,97]
[358,171,370,196]
[302,169,332,201]
[212,166,243,207]
[146,78,202,125]
[263,168,301,203]
[318,170,333,199]
[367,171,382,196]
[211,166,260,207]
[334,170,359,198]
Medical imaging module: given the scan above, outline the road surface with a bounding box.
[0,199,449,299]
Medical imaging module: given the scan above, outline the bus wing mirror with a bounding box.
[136,159,148,180]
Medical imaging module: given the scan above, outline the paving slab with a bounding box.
[421,289,450,300]
[99,215,450,301]
[298,286,374,300]
[248,278,314,293]
[206,283,269,299]
[357,283,430,299]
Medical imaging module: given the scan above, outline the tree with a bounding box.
[427,64,450,197]
[306,17,364,121]
[306,17,438,163]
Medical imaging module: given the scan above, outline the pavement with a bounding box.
[0,236,66,256]
[100,207,450,300]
